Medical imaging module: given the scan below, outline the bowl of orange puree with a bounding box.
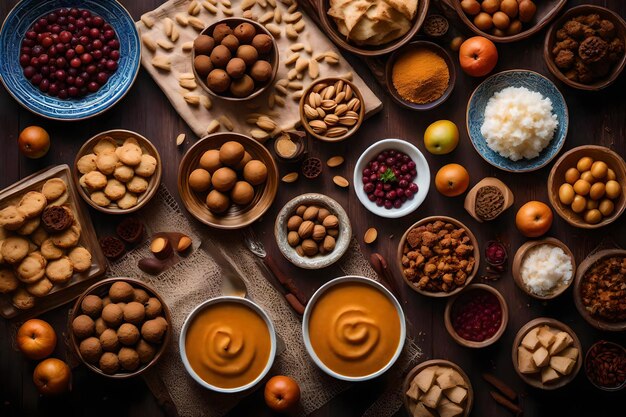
[302,276,406,381]
[179,296,276,393]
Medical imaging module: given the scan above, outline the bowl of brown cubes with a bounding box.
[274,193,352,269]
[397,216,480,297]
[69,277,171,378]
[299,77,364,142]
[192,18,278,101]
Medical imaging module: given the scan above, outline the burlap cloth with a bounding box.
[99,186,422,417]
[137,0,382,138]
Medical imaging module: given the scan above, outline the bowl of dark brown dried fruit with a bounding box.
[585,340,626,391]
[574,249,626,332]
[397,216,480,297]
[544,5,626,91]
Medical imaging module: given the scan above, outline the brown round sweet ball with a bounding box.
[94,317,108,336]
[154,316,168,328]
[212,23,233,44]
[123,301,146,325]
[99,328,120,352]
[194,55,214,78]
[72,314,95,340]
[231,181,255,205]
[219,141,245,166]
[236,45,258,66]
[81,295,103,318]
[101,303,124,328]
[117,323,140,346]
[141,319,168,344]
[134,288,150,304]
[226,57,246,79]
[118,347,140,371]
[109,281,135,303]
[79,336,102,364]
[144,297,162,319]
[234,151,252,170]
[211,167,238,192]
[243,160,268,185]
[99,352,120,374]
[251,34,273,54]
[207,69,231,93]
[234,22,256,44]
[194,35,215,55]
[206,190,230,214]
[199,149,222,173]
[210,45,231,68]
[136,339,157,364]
[221,34,240,52]
[189,169,212,193]
[230,74,255,98]
[250,60,272,82]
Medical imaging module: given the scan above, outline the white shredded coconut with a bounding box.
[520,244,573,296]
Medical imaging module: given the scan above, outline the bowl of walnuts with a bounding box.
[275,193,351,269]
[69,277,171,378]
[192,18,278,100]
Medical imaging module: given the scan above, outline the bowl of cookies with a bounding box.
[178,132,278,229]
[69,277,171,378]
[274,193,351,269]
[73,130,162,214]
[397,216,480,297]
[192,18,278,101]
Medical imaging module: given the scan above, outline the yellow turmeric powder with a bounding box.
[391,48,450,104]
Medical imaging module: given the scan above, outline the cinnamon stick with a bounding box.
[490,391,523,416]
[482,373,518,401]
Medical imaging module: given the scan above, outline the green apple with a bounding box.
[423,120,459,155]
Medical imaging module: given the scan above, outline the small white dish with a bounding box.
[179,296,277,393]
[353,139,430,218]
[302,275,406,381]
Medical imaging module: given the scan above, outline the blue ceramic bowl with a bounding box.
[466,70,568,172]
[0,0,140,120]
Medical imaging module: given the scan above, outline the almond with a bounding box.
[206,120,220,134]
[301,239,318,256]
[287,215,303,231]
[303,206,319,221]
[151,55,171,71]
[282,172,299,183]
[364,228,378,244]
[141,34,157,52]
[322,215,338,228]
[333,175,349,188]
[176,133,186,147]
[298,221,314,239]
[287,231,300,247]
[177,235,193,252]
[326,156,344,167]
[323,235,336,252]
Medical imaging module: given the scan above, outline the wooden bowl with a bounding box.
[585,340,626,391]
[544,5,626,91]
[397,216,480,298]
[464,177,514,222]
[573,249,626,332]
[402,359,473,417]
[385,41,456,111]
[547,145,626,229]
[451,0,566,43]
[444,284,508,348]
[192,17,279,101]
[316,0,429,56]
[178,132,278,229]
[512,237,576,300]
[299,77,364,142]
[73,129,162,214]
[512,317,582,390]
[69,277,172,379]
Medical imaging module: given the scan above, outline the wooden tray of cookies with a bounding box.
[0,165,107,320]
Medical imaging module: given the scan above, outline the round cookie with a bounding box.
[83,171,108,191]
[116,144,142,166]
[16,217,40,235]
[45,256,73,284]
[26,277,53,297]
[68,247,92,272]
[134,155,157,177]
[117,193,138,210]
[90,191,111,207]
[96,151,119,175]
[77,154,98,174]
[40,238,65,260]
[30,227,49,246]
[113,165,135,183]
[16,251,47,283]
[51,225,80,248]
[1,236,30,264]
[17,191,47,218]
[12,288,35,310]
[126,177,148,194]
[0,268,19,293]
[93,137,117,155]
[0,205,25,230]
[42,178,67,202]
[104,179,127,201]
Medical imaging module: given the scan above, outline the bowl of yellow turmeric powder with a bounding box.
[386,41,456,111]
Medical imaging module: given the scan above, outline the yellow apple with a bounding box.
[424,120,459,155]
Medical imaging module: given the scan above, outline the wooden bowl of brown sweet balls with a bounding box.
[69,277,171,378]
[192,18,278,101]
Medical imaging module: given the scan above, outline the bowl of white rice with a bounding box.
[467,70,568,172]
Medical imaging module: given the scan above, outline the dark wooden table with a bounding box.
[1,1,625,416]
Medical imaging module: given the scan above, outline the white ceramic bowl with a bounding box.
[179,296,277,393]
[302,276,406,381]
[353,139,430,218]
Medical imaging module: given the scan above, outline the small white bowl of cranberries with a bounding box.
[353,139,430,218]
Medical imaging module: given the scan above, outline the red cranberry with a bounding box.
[80,53,93,64]
[65,49,76,59]
[55,70,66,81]
[75,44,85,54]
[23,66,36,79]
[87,81,99,92]
[109,50,120,61]
[19,54,30,67]
[70,58,81,68]
[105,60,117,71]
[96,72,109,84]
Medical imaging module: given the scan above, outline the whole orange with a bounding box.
[264,375,301,412]
[17,319,57,360]
[459,36,498,77]
[435,164,470,197]
[33,358,71,396]
[515,201,553,237]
